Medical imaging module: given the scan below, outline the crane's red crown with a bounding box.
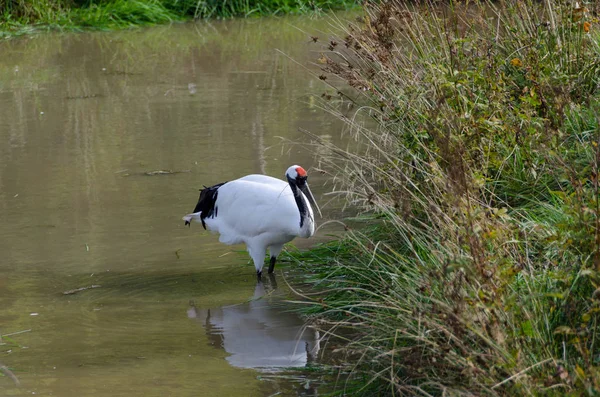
[296,166,307,177]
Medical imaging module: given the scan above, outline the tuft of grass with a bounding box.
[287,0,600,395]
[71,0,178,28]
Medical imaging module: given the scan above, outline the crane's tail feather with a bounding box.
[182,211,202,226]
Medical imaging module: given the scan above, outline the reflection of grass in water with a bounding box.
[0,12,343,147]
[0,11,347,166]
[0,0,358,38]
[0,329,29,386]
[0,361,20,386]
[0,13,346,262]
[0,13,353,86]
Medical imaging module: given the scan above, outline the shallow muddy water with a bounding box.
[0,14,350,396]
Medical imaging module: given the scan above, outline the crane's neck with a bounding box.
[288,178,311,229]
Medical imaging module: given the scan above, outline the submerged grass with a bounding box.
[0,0,358,37]
[285,0,600,395]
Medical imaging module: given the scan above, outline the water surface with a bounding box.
[0,15,348,396]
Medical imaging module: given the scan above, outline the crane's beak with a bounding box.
[300,183,322,218]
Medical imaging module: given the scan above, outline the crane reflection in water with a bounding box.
[187,276,321,369]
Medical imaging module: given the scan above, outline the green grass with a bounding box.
[284,0,600,395]
[0,0,359,37]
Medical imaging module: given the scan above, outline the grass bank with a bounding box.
[0,0,358,37]
[287,0,600,395]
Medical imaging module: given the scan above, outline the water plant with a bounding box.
[287,0,600,394]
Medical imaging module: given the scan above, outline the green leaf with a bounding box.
[521,320,534,337]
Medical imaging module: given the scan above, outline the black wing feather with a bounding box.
[188,182,227,229]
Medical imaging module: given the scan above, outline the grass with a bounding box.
[0,0,359,38]
[283,0,600,395]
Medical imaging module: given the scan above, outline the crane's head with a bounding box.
[286,165,322,217]
[285,165,307,181]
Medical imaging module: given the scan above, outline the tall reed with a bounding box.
[290,0,600,394]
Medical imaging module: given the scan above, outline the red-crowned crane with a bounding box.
[182,165,321,277]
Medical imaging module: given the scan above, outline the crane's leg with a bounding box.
[248,245,267,279]
[267,272,278,289]
[268,244,284,274]
[267,257,276,274]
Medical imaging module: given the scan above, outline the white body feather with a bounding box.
[183,172,316,274]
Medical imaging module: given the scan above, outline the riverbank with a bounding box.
[288,0,600,395]
[0,0,358,38]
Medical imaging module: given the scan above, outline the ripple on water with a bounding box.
[61,266,254,336]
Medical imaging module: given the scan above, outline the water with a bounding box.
[0,15,349,396]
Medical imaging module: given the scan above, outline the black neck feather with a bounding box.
[288,176,308,228]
